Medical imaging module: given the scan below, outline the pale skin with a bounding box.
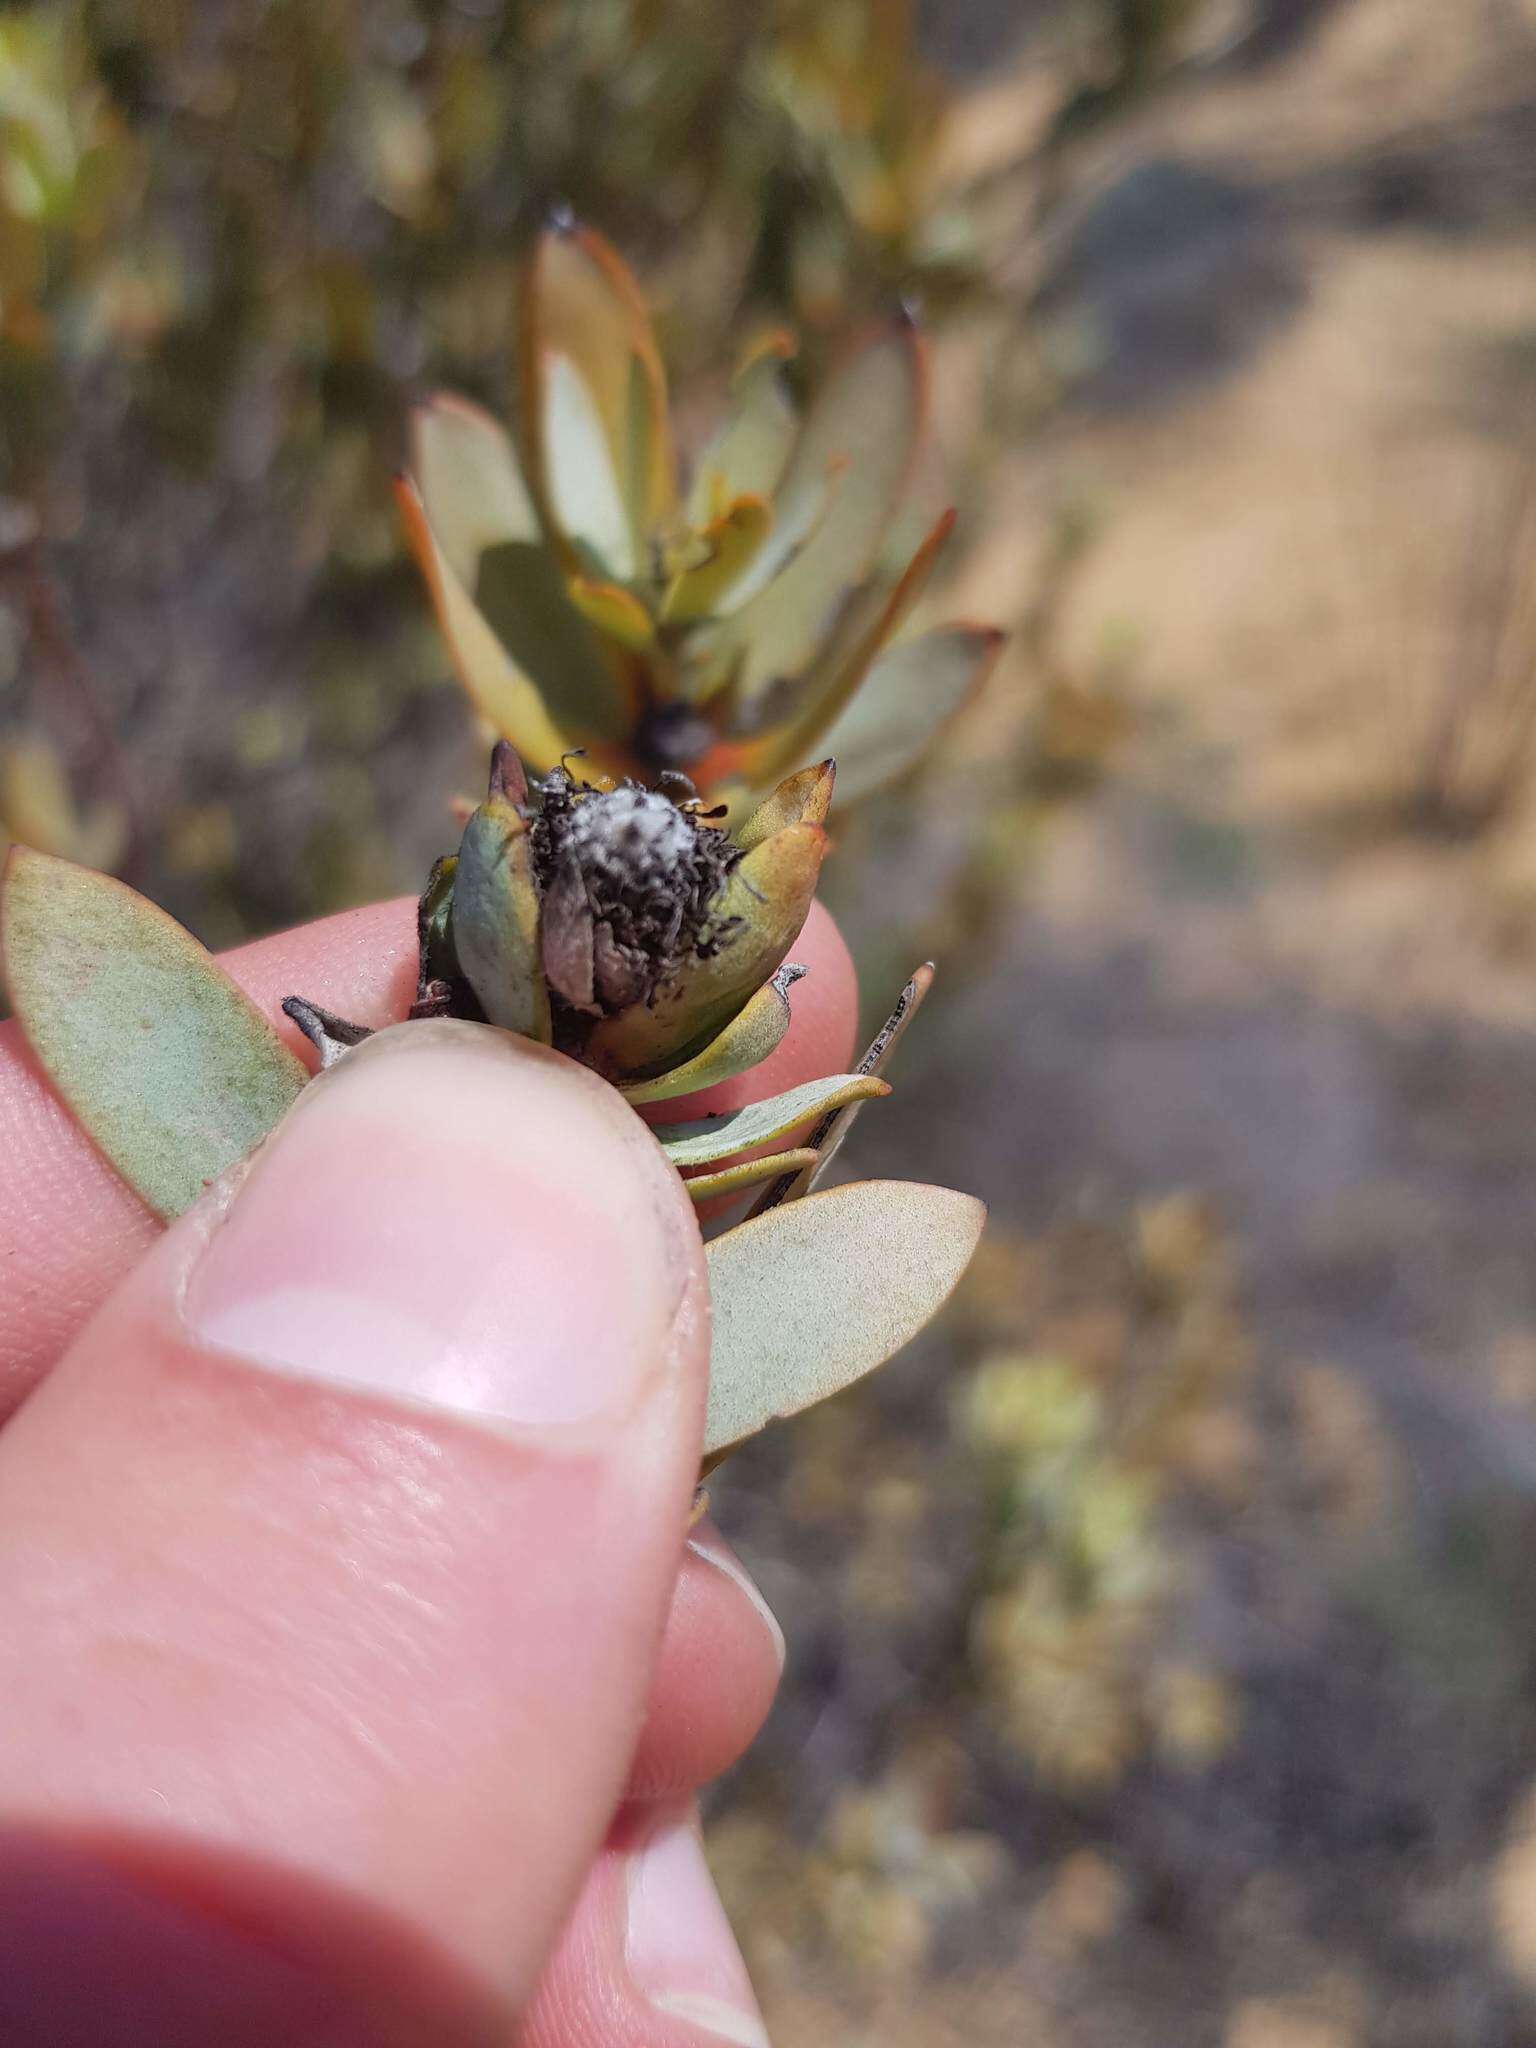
[0,895,858,2047]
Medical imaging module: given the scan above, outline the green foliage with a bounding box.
[404,225,1003,811]
[0,0,968,494]
[0,845,306,1216]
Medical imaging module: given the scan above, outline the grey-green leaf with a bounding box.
[411,393,540,587]
[0,847,308,1219]
[703,1179,986,1457]
[619,963,805,1105]
[451,797,552,1042]
[653,1073,889,1168]
[813,625,1005,804]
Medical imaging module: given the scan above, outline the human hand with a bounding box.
[0,895,857,2046]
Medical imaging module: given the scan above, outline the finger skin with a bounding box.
[517,1805,767,2048]
[0,896,855,1419]
[625,1521,783,1805]
[0,1024,710,2046]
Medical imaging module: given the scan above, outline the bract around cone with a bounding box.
[399,217,1005,818]
[411,743,833,1089]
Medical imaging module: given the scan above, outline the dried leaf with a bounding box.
[752,962,935,1213]
[703,1180,985,1457]
[653,1072,889,1167]
[0,848,306,1219]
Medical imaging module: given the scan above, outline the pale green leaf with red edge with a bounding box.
[653,1072,889,1168]
[542,353,639,580]
[0,848,306,1220]
[702,1179,986,1460]
[410,394,539,587]
[685,334,798,524]
[395,476,581,771]
[519,223,676,549]
[813,625,1007,804]
[704,317,929,701]
[733,510,956,790]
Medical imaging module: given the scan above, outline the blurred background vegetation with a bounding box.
[11,1,1536,2042]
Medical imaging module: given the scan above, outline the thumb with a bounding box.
[0,1020,709,2048]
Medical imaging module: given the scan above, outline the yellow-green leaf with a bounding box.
[734,760,836,853]
[0,847,307,1219]
[452,785,551,1042]
[567,576,657,651]
[685,333,798,523]
[682,1148,818,1204]
[475,541,635,746]
[703,1180,985,1457]
[619,963,804,1104]
[653,1072,889,1168]
[396,476,578,770]
[661,496,773,625]
[584,821,825,1079]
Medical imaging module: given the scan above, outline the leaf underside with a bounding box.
[702,1179,985,1459]
[1,848,307,1219]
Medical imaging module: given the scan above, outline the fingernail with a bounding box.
[625,1813,770,2047]
[687,1529,786,1674]
[184,1020,694,1428]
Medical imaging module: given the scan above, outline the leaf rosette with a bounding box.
[399,216,1005,815]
